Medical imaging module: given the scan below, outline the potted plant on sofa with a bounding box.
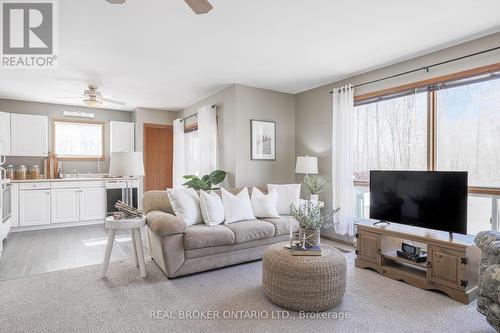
[304,175,327,202]
[182,170,227,190]
[290,201,340,249]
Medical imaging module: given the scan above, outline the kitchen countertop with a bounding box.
[10,176,139,183]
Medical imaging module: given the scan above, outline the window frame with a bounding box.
[51,118,105,160]
[353,62,500,196]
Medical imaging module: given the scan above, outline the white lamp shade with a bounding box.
[109,152,145,177]
[295,156,318,174]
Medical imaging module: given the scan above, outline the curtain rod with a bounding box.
[328,45,500,94]
[180,104,218,122]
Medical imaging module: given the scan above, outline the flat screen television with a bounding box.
[369,171,468,235]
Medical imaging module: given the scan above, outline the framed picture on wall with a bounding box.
[250,120,276,160]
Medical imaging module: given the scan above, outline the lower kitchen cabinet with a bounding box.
[80,186,106,221]
[51,188,80,224]
[19,189,51,226]
[15,180,107,228]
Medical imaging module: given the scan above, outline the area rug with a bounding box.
[0,251,493,333]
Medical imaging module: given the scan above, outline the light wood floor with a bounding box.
[0,224,149,281]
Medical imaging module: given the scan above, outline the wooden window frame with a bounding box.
[354,62,500,196]
[52,118,105,161]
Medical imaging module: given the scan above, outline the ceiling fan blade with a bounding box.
[56,96,84,99]
[100,97,127,106]
[106,0,126,4]
[184,0,213,15]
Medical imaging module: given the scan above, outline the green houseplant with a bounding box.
[304,175,328,202]
[182,170,227,191]
[290,201,340,248]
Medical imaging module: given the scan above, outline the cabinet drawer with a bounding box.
[19,182,50,190]
[80,181,105,188]
[51,181,105,189]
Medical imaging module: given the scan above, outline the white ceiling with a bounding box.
[1,0,500,111]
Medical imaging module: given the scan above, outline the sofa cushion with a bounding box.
[261,215,299,236]
[225,219,275,244]
[184,224,235,250]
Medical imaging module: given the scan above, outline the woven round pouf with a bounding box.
[262,243,346,312]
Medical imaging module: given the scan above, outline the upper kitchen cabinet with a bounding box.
[110,121,134,153]
[10,113,48,156]
[0,112,11,156]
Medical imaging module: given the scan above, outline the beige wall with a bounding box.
[0,99,133,174]
[234,85,295,187]
[295,32,500,240]
[180,84,295,188]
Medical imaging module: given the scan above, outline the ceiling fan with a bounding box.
[106,0,213,15]
[57,85,126,107]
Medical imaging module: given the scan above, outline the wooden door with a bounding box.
[357,231,382,265]
[427,245,466,290]
[144,124,173,192]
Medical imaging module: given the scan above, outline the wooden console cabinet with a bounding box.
[354,220,480,304]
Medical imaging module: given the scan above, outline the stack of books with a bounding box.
[290,245,322,256]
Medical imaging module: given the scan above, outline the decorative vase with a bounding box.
[310,194,319,202]
[298,227,321,248]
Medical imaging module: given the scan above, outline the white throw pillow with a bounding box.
[166,188,203,226]
[267,184,301,215]
[221,187,256,224]
[199,190,225,226]
[251,187,280,218]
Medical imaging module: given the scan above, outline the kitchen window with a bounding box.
[53,120,104,159]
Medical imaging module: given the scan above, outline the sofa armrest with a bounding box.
[146,210,187,237]
[475,231,500,257]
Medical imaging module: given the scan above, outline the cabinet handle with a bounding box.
[377,249,381,255]
[426,262,432,268]
[45,192,50,195]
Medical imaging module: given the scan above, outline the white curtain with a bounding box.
[172,119,185,188]
[332,85,355,235]
[197,105,218,176]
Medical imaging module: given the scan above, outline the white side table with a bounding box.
[102,216,147,278]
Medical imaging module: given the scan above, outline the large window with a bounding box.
[436,78,500,187]
[353,68,500,234]
[354,92,427,181]
[53,120,104,159]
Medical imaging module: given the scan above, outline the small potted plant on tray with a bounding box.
[290,201,340,251]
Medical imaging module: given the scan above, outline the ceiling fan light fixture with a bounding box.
[84,99,103,107]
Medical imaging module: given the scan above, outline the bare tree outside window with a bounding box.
[354,92,427,181]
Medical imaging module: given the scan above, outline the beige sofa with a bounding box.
[143,188,298,278]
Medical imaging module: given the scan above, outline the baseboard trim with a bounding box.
[11,220,104,232]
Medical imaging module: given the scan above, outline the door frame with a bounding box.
[143,123,173,192]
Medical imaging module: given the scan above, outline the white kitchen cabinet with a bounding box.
[10,113,48,156]
[51,188,80,224]
[80,186,106,221]
[110,121,134,153]
[0,112,11,156]
[19,189,51,226]
[10,183,19,227]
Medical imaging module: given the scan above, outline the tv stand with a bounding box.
[354,220,480,304]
